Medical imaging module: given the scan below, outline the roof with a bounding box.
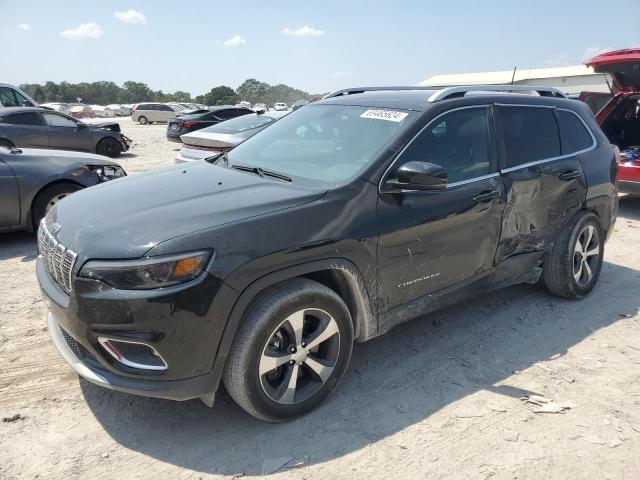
[419,65,601,87]
[318,89,439,111]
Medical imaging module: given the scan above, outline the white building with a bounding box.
[418,65,611,95]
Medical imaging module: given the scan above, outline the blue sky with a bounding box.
[2,0,639,96]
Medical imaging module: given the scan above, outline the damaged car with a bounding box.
[585,48,640,195]
[38,85,617,422]
[0,107,130,158]
[0,145,126,233]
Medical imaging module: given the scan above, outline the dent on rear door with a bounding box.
[498,159,586,261]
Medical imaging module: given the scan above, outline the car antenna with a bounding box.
[510,66,517,85]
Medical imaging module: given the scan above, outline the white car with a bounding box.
[253,103,267,113]
[236,101,251,109]
[175,111,289,163]
[106,104,130,116]
[273,102,288,111]
[0,82,38,109]
[41,102,72,114]
[90,105,115,118]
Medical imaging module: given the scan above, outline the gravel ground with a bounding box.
[1,119,640,479]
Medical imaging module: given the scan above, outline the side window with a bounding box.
[4,112,44,126]
[158,105,172,112]
[498,106,561,168]
[558,110,594,154]
[0,87,19,107]
[214,109,236,119]
[43,113,77,128]
[397,107,493,184]
[13,90,34,107]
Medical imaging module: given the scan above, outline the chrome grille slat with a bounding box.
[37,220,77,294]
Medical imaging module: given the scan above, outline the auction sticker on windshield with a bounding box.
[360,109,409,122]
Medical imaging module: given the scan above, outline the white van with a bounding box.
[0,83,38,108]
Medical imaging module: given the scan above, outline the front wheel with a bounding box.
[138,115,148,125]
[32,183,82,227]
[223,279,354,422]
[96,138,122,158]
[543,212,604,298]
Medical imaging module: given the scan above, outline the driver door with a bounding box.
[42,112,93,152]
[376,106,506,315]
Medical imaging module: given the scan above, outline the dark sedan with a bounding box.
[0,145,126,233]
[0,107,131,158]
[166,106,253,142]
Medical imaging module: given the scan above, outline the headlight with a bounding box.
[79,251,211,289]
[89,165,126,181]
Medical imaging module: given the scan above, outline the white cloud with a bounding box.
[223,35,245,47]
[17,24,31,31]
[282,26,325,36]
[60,22,103,40]
[582,46,613,61]
[114,10,147,25]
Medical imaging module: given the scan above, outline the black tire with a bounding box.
[138,116,148,125]
[542,211,604,299]
[32,183,82,228]
[96,138,122,158]
[0,139,14,148]
[223,278,354,422]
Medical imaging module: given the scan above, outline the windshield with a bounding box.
[226,104,417,184]
[205,114,276,134]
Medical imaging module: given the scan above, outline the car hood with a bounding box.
[585,48,640,91]
[89,121,121,132]
[47,162,327,260]
[7,148,120,166]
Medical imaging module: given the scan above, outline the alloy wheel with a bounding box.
[259,308,340,405]
[573,225,600,286]
[45,193,70,215]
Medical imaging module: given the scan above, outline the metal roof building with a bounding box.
[418,65,611,95]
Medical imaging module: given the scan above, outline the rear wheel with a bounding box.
[138,116,148,125]
[96,138,122,158]
[543,212,604,298]
[32,183,82,227]
[223,279,354,422]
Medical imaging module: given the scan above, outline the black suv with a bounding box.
[37,86,618,422]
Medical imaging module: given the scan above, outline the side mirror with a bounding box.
[385,161,447,191]
[76,123,87,130]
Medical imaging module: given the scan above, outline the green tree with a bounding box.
[197,86,238,106]
[236,78,269,104]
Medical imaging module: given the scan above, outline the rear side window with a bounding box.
[499,106,561,168]
[4,112,44,126]
[213,109,236,119]
[557,110,593,154]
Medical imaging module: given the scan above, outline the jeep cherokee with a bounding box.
[37,85,618,422]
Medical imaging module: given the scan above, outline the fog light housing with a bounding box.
[98,337,168,371]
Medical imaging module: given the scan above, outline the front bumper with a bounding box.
[37,257,238,402]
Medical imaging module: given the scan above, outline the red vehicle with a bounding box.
[585,48,640,195]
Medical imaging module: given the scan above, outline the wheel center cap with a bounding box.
[293,349,308,364]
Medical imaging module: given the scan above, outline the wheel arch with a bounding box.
[28,179,84,231]
[206,258,378,399]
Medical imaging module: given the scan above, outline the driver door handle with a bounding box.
[473,190,500,203]
[558,170,581,181]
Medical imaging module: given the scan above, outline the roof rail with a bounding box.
[323,84,566,102]
[323,86,437,99]
[426,85,566,102]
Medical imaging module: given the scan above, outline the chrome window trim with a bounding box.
[496,105,598,174]
[98,337,168,372]
[379,105,495,193]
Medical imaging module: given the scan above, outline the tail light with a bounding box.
[613,145,622,164]
[179,121,199,128]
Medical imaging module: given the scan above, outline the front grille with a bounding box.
[37,220,77,294]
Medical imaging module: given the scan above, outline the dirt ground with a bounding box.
[1,118,640,479]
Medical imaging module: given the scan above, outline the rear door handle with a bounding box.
[558,170,581,181]
[473,190,500,203]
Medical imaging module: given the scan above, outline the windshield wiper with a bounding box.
[231,164,292,182]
